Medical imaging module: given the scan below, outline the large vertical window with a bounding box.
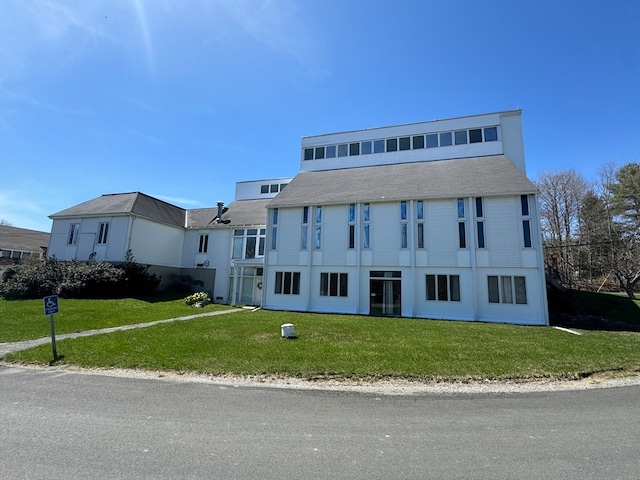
[198,233,208,253]
[68,224,80,245]
[270,208,278,250]
[363,203,370,249]
[521,195,532,248]
[348,204,355,249]
[475,197,485,249]
[97,222,109,245]
[314,206,322,249]
[301,206,308,250]
[416,200,424,249]
[400,201,408,249]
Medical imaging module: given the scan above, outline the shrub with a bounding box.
[0,253,160,300]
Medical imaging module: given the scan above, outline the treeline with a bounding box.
[0,252,160,300]
[536,162,639,298]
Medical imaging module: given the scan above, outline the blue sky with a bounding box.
[1,0,638,233]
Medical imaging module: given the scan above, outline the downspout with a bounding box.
[409,200,416,318]
[355,203,361,314]
[468,197,479,321]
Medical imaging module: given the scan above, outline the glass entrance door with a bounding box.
[369,271,401,316]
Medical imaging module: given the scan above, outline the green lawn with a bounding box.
[0,294,233,343]
[3,306,639,382]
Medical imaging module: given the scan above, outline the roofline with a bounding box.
[300,109,522,140]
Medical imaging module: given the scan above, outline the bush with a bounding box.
[0,253,160,300]
[185,291,210,306]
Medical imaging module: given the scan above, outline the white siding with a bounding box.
[425,199,457,267]
[371,203,398,266]
[487,197,522,267]
[128,218,184,267]
[322,205,348,265]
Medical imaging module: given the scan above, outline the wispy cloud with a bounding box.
[152,194,201,206]
[220,0,331,81]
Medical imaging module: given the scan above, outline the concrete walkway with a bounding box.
[0,308,244,358]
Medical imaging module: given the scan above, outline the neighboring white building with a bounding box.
[264,110,549,325]
[47,110,548,325]
[47,178,292,306]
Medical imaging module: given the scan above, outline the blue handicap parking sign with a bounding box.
[44,295,59,315]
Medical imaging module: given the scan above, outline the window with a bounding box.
[326,145,336,158]
[271,208,278,250]
[475,197,485,248]
[399,137,411,151]
[413,135,425,149]
[373,139,385,153]
[469,129,483,143]
[304,148,314,160]
[314,147,325,159]
[475,197,483,218]
[314,206,322,250]
[338,144,348,157]
[521,195,532,247]
[363,203,370,249]
[233,228,265,259]
[488,276,527,304]
[426,274,460,301]
[301,206,308,250]
[457,198,465,218]
[198,234,208,253]
[417,201,425,249]
[274,272,300,295]
[426,134,438,148]
[261,185,269,194]
[97,222,109,244]
[270,184,278,193]
[484,126,498,142]
[439,132,452,146]
[458,222,466,249]
[477,222,485,248]
[400,201,407,220]
[454,130,467,145]
[348,204,355,249]
[386,138,398,152]
[523,220,532,248]
[363,224,370,249]
[400,201,408,249]
[361,141,372,155]
[320,273,348,297]
[349,143,360,156]
[68,224,80,245]
[521,195,530,216]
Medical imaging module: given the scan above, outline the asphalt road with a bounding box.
[1,365,638,480]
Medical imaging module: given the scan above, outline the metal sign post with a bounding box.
[43,295,59,361]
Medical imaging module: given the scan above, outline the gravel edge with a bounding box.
[5,362,640,396]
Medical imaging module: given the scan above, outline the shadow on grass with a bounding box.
[549,288,640,332]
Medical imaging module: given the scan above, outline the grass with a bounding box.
[3,306,640,383]
[0,293,234,343]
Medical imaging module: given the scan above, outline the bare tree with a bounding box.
[0,219,12,226]
[536,169,589,287]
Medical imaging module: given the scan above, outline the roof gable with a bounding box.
[49,192,186,228]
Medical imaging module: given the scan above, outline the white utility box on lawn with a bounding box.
[281,323,295,338]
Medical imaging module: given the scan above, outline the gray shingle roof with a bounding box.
[187,199,270,228]
[0,226,50,252]
[49,192,186,228]
[268,155,537,208]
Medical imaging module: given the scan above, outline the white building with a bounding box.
[47,110,548,325]
[263,110,549,325]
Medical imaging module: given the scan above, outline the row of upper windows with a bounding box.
[303,126,498,161]
[260,183,288,194]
